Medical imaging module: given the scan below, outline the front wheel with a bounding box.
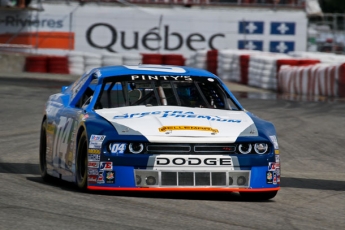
[76,130,88,190]
[240,191,278,201]
[39,120,53,182]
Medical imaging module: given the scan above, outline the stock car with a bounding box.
[39,65,280,200]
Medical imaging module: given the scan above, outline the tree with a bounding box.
[319,0,345,13]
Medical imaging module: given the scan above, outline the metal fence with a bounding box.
[308,13,345,54]
[40,0,305,7]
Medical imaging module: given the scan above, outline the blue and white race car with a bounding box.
[39,65,280,200]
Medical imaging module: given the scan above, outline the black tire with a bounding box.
[76,130,88,190]
[39,120,53,182]
[240,191,278,201]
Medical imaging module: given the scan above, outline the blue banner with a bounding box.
[238,40,264,51]
[269,41,295,53]
[238,21,264,34]
[270,22,296,35]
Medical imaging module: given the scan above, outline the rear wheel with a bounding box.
[39,120,53,182]
[76,130,88,190]
[240,191,278,201]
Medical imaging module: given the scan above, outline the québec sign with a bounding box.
[0,4,307,53]
[86,24,225,52]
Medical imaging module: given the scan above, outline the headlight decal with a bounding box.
[269,135,279,150]
[238,123,258,137]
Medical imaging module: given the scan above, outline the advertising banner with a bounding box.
[0,4,307,54]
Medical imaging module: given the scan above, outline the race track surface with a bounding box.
[0,80,344,230]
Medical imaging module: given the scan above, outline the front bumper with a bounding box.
[87,165,280,191]
[87,186,280,192]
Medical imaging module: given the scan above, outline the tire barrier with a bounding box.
[217,50,259,82]
[163,54,185,66]
[123,53,142,65]
[68,51,85,75]
[278,63,345,97]
[189,50,207,69]
[141,54,163,64]
[26,55,69,74]
[25,56,49,73]
[22,49,345,98]
[47,56,69,74]
[240,54,251,85]
[83,52,102,73]
[102,52,123,66]
[289,52,345,64]
[214,50,323,92]
[206,50,218,75]
[248,54,291,91]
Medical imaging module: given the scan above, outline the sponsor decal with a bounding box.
[276,168,281,183]
[131,75,191,81]
[97,171,105,184]
[273,172,277,185]
[88,175,98,183]
[100,162,113,171]
[90,135,105,141]
[88,168,99,176]
[109,143,126,154]
[266,171,273,184]
[158,126,219,133]
[105,171,115,184]
[88,148,101,154]
[89,142,102,149]
[155,157,232,166]
[269,135,279,149]
[89,135,106,149]
[88,161,100,168]
[113,111,241,123]
[268,162,279,171]
[88,154,101,161]
[275,155,280,163]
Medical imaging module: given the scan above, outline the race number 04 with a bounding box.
[110,143,126,154]
[53,116,74,167]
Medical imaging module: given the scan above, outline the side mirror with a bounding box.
[61,86,68,93]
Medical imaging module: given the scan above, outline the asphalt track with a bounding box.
[0,78,344,230]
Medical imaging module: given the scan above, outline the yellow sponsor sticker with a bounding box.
[46,124,55,134]
[159,126,219,133]
[88,148,101,154]
[275,150,280,155]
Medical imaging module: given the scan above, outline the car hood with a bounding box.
[95,106,258,143]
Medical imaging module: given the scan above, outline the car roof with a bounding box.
[91,65,217,79]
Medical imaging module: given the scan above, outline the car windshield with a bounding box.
[94,75,240,110]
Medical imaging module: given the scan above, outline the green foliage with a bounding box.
[319,0,345,13]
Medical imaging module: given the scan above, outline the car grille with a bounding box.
[135,170,250,188]
[146,144,236,154]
